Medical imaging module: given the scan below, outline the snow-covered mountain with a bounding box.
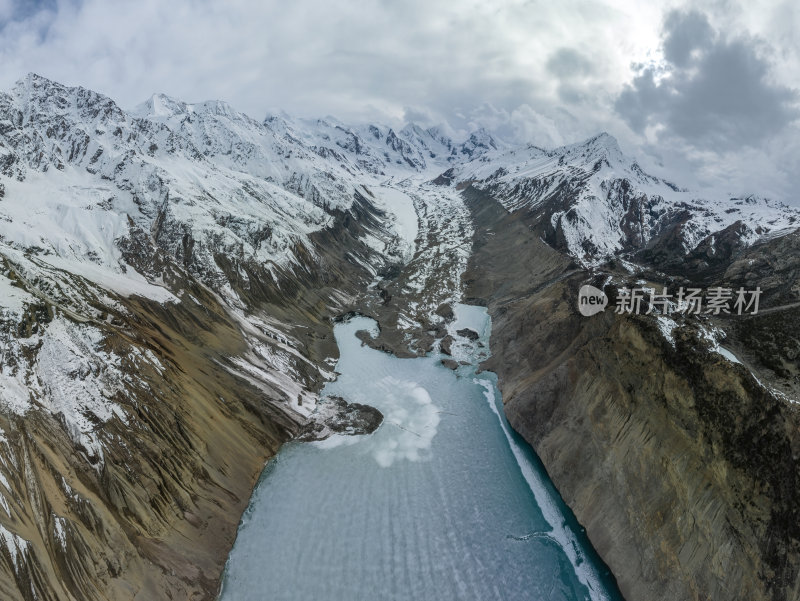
[0,74,494,601]
[0,73,798,601]
[445,131,799,266]
[0,69,796,487]
[2,73,795,302]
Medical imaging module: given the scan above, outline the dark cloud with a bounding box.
[546,48,595,104]
[615,9,798,150]
[614,68,662,132]
[546,48,593,78]
[661,10,714,67]
[0,0,55,27]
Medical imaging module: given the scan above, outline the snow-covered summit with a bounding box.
[449,130,799,265]
[1,73,798,285]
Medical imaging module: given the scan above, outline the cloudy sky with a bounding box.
[0,0,798,203]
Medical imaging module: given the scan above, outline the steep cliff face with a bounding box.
[0,291,295,601]
[463,188,800,601]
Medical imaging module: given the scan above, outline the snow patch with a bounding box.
[656,316,677,348]
[53,515,67,550]
[34,317,129,463]
[0,524,28,571]
[372,186,419,262]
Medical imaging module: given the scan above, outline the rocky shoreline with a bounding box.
[297,396,383,441]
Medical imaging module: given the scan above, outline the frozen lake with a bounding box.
[218,305,622,601]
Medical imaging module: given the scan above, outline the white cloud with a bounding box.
[0,0,797,204]
[0,0,648,121]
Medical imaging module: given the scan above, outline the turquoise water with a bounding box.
[218,305,623,601]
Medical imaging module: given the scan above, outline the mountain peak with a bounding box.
[399,122,427,138]
[132,94,255,128]
[10,73,123,126]
[14,73,112,103]
[583,131,622,154]
[551,131,626,169]
[468,127,495,142]
[20,72,58,87]
[459,127,500,158]
[14,72,68,99]
[133,93,189,118]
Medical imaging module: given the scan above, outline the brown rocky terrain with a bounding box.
[0,196,395,601]
[462,186,800,601]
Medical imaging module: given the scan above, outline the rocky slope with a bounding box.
[460,184,800,601]
[1,73,799,601]
[0,74,474,601]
